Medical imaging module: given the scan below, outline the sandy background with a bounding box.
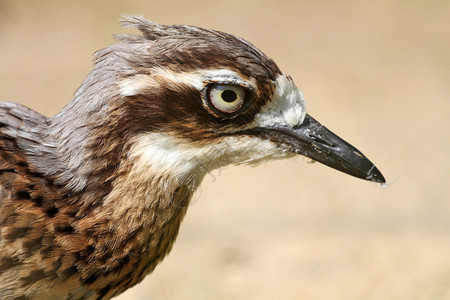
[0,1,449,299]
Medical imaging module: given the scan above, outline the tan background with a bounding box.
[0,1,449,299]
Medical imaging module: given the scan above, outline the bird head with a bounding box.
[53,15,384,192]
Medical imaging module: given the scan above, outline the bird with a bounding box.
[0,15,385,299]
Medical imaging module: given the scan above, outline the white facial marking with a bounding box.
[129,133,292,182]
[129,133,197,180]
[119,69,256,97]
[253,74,306,128]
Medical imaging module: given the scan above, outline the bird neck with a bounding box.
[48,102,203,293]
[88,141,199,292]
[96,159,195,287]
[56,142,198,295]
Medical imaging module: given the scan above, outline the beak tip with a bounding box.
[365,166,386,183]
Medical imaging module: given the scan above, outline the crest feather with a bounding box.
[120,15,167,40]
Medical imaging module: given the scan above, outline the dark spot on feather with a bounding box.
[20,269,46,287]
[39,246,52,258]
[5,226,30,240]
[82,271,100,285]
[65,210,77,218]
[96,286,112,299]
[60,265,78,280]
[51,257,62,271]
[22,236,43,253]
[16,190,31,200]
[79,245,95,260]
[109,255,130,274]
[26,170,45,177]
[17,161,27,168]
[55,224,75,234]
[44,206,59,218]
[31,196,43,207]
[0,256,21,272]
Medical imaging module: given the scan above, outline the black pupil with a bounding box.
[221,90,238,103]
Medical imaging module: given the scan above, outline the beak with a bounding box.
[256,114,385,183]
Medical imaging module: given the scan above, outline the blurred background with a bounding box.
[0,1,448,299]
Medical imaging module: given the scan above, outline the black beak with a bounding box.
[256,114,385,183]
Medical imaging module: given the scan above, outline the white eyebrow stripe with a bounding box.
[119,69,257,97]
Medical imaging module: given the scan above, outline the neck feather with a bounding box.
[47,112,200,296]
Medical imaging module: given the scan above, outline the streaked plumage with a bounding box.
[0,16,384,299]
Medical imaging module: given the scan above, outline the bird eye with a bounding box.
[206,84,246,114]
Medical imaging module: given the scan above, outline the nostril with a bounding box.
[309,134,336,148]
